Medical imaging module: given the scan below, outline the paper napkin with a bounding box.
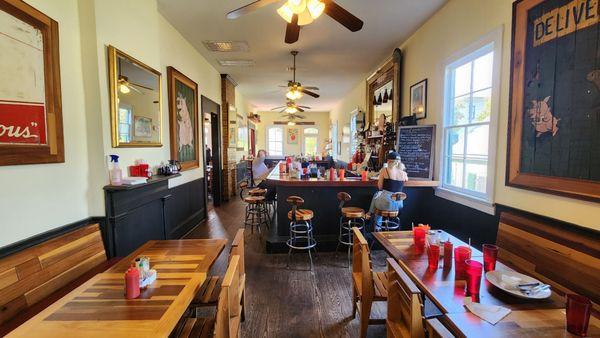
[463,298,512,325]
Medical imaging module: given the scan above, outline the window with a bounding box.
[267,126,284,156]
[349,110,358,158]
[440,29,501,210]
[118,105,133,143]
[303,128,318,156]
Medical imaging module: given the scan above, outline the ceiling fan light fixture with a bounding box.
[119,83,130,94]
[286,89,303,100]
[288,0,306,14]
[288,121,296,126]
[285,106,298,114]
[307,0,325,19]
[277,4,294,23]
[297,9,314,26]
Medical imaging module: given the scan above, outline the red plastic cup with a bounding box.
[465,259,483,296]
[482,244,499,272]
[427,244,440,270]
[443,241,453,269]
[413,227,427,247]
[454,246,472,279]
[339,169,345,180]
[566,294,592,336]
[361,170,368,181]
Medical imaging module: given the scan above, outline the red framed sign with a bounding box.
[0,0,64,165]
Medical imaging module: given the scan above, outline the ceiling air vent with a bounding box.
[218,60,255,67]
[203,41,249,52]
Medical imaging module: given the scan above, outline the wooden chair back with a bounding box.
[386,258,424,338]
[214,255,242,338]
[229,229,244,278]
[425,318,455,338]
[337,192,351,210]
[0,224,107,325]
[286,196,304,206]
[352,227,373,300]
[496,210,600,311]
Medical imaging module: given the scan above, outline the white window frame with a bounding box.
[349,108,359,159]
[302,127,319,156]
[266,126,284,156]
[436,27,503,215]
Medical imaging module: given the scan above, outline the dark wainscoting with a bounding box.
[412,189,500,248]
[104,177,206,257]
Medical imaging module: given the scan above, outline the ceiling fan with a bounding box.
[279,51,320,99]
[280,113,307,126]
[226,0,364,44]
[271,99,311,114]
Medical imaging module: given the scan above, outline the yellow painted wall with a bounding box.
[255,111,331,157]
[0,0,252,247]
[330,0,600,230]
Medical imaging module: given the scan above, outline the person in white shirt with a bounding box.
[252,149,269,182]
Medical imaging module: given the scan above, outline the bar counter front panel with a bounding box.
[265,164,439,253]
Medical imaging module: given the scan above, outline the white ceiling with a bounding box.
[157,0,447,111]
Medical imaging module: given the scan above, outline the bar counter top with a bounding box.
[266,163,439,188]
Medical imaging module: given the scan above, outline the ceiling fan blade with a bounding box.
[303,86,320,90]
[271,106,286,110]
[299,88,320,98]
[279,109,286,113]
[285,15,300,44]
[226,0,280,19]
[323,0,364,32]
[297,107,305,113]
[296,115,306,119]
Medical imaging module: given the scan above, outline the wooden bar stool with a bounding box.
[335,192,365,266]
[286,196,316,271]
[243,195,268,234]
[249,188,270,229]
[373,192,406,232]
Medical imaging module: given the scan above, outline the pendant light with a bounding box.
[372,95,378,106]
[377,92,383,105]
[382,89,389,103]
[389,88,393,100]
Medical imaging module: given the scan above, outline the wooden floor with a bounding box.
[186,198,388,338]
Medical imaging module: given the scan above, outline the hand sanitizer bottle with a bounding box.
[109,155,122,186]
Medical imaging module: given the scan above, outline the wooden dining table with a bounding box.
[374,231,600,337]
[6,239,227,338]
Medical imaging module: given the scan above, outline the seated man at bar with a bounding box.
[253,149,276,201]
[368,151,408,227]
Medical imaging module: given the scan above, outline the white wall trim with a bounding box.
[435,187,496,215]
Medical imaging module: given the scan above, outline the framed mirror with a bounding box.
[366,48,402,125]
[108,46,162,147]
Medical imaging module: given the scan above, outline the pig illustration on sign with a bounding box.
[527,96,559,137]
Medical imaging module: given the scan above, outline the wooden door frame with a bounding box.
[201,96,223,207]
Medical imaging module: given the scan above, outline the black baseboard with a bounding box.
[0,216,106,259]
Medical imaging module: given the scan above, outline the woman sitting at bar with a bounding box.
[368,151,408,226]
[252,149,269,183]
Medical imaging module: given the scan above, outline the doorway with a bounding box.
[201,96,222,207]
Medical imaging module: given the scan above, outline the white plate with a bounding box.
[485,270,552,299]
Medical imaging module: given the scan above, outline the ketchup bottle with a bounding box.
[125,265,140,299]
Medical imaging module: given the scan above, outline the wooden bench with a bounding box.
[496,210,600,311]
[0,223,118,335]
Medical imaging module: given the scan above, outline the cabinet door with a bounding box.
[113,199,165,257]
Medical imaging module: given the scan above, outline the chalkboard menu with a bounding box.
[396,125,435,180]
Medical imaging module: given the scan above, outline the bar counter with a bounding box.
[265,163,439,252]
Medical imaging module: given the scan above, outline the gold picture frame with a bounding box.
[108,45,163,147]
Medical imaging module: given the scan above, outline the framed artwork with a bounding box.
[410,79,427,119]
[134,116,152,137]
[287,128,299,144]
[167,67,199,171]
[0,0,64,166]
[507,0,600,202]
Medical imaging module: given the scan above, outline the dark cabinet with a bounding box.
[104,176,206,257]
